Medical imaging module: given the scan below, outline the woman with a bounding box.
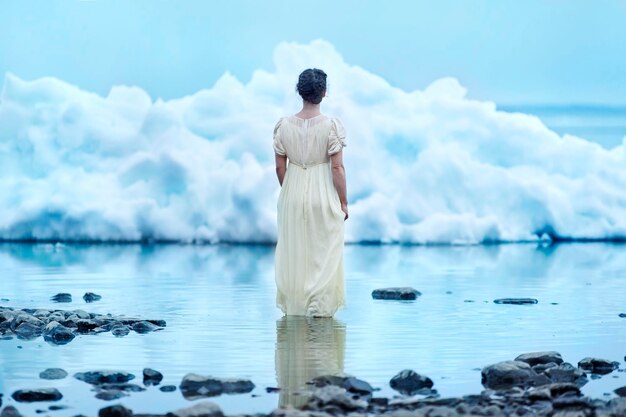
[273,68,348,317]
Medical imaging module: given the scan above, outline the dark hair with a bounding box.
[296,68,327,104]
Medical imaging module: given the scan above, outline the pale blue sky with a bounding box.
[2,0,626,104]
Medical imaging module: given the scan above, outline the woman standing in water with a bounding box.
[273,68,348,317]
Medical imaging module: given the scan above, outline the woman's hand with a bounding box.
[341,203,349,221]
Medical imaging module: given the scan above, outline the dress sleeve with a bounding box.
[273,117,286,156]
[328,118,347,156]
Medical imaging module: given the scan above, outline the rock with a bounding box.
[72,310,91,320]
[132,321,160,334]
[180,373,223,399]
[14,322,44,340]
[48,405,67,411]
[97,383,145,392]
[372,288,421,300]
[83,292,102,303]
[306,385,368,410]
[171,401,224,417]
[544,363,588,386]
[111,325,130,337]
[481,361,537,390]
[74,371,135,385]
[95,390,128,401]
[578,357,619,375]
[310,375,374,395]
[614,386,626,397]
[143,368,163,386]
[493,298,538,305]
[76,319,99,333]
[545,382,582,397]
[159,385,177,392]
[147,319,167,327]
[0,406,23,417]
[220,378,254,394]
[39,368,68,380]
[98,405,132,417]
[619,313,626,318]
[51,293,72,303]
[390,369,433,395]
[515,352,563,366]
[43,321,75,345]
[532,362,559,374]
[11,388,63,402]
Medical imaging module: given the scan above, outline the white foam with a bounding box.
[1,39,625,244]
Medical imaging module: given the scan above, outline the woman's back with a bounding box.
[273,115,346,167]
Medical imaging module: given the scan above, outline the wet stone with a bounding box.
[50,293,72,303]
[132,321,160,334]
[390,369,434,395]
[578,357,619,375]
[43,322,75,345]
[83,292,102,303]
[98,405,133,417]
[143,368,163,386]
[493,298,538,305]
[516,352,564,367]
[159,385,177,392]
[372,287,421,300]
[481,361,536,390]
[95,390,128,401]
[111,325,130,337]
[75,371,135,385]
[0,406,23,417]
[39,368,68,380]
[12,388,63,402]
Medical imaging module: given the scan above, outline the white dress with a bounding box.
[273,115,346,317]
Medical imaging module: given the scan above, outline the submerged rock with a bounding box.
[11,388,62,402]
[14,322,43,340]
[515,351,564,366]
[493,298,538,305]
[310,375,374,395]
[94,390,128,401]
[83,292,102,303]
[159,385,177,392]
[544,362,588,386]
[43,321,75,345]
[481,361,537,390]
[0,406,23,417]
[98,405,132,417]
[171,401,224,417]
[74,371,135,385]
[578,357,620,375]
[39,368,68,380]
[390,369,434,395]
[132,321,160,334]
[615,386,626,397]
[305,385,368,411]
[371,287,421,300]
[143,368,163,386]
[50,293,72,303]
[179,373,254,399]
[111,325,130,337]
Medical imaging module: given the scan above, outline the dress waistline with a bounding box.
[288,161,329,170]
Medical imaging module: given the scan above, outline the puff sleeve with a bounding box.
[273,117,286,156]
[328,118,347,155]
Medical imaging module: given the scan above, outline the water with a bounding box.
[0,243,625,416]
[499,104,626,149]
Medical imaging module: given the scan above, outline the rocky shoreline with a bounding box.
[0,351,624,417]
[0,305,166,344]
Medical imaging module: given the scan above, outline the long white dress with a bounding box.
[273,115,346,317]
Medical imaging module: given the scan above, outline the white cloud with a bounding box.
[1,39,625,244]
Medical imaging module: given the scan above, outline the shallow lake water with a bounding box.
[0,243,625,416]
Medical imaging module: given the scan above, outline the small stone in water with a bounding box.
[493,298,538,305]
[159,385,177,392]
[619,313,626,318]
[98,405,132,417]
[12,388,63,402]
[40,368,68,380]
[143,368,163,386]
[50,293,72,303]
[372,287,421,300]
[83,292,102,303]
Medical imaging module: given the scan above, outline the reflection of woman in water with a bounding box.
[273,68,348,317]
[274,316,346,408]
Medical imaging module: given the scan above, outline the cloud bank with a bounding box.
[1,40,625,244]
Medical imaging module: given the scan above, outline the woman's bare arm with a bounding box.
[275,154,287,186]
[330,150,348,220]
